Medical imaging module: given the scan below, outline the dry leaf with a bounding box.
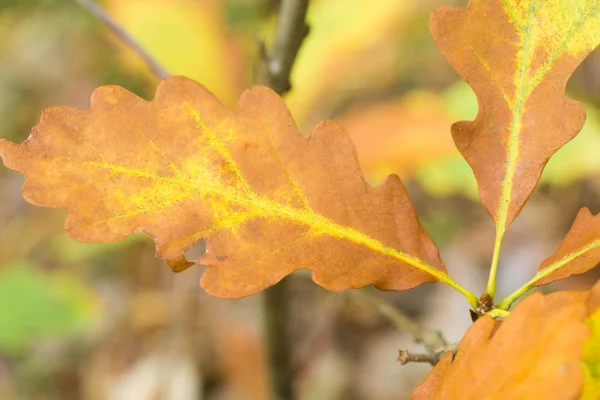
[430,0,600,229]
[412,284,600,400]
[0,76,447,298]
[534,207,600,287]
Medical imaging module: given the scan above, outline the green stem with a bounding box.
[440,273,479,309]
[486,227,505,301]
[485,308,510,319]
[497,280,532,311]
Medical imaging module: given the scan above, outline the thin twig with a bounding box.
[75,0,169,80]
[397,350,440,366]
[347,289,447,354]
[397,343,458,366]
[258,0,310,94]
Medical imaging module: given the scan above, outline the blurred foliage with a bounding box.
[49,232,145,265]
[104,0,246,106]
[286,0,412,127]
[0,262,98,355]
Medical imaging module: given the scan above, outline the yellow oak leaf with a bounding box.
[0,76,459,299]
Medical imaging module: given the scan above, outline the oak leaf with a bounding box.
[0,76,447,298]
[430,0,600,230]
[533,207,600,287]
[412,282,600,400]
[413,89,600,200]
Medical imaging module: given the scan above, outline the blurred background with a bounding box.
[1,0,600,399]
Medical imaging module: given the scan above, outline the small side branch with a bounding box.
[348,290,456,367]
[347,290,447,354]
[397,343,458,366]
[258,0,310,94]
[75,0,169,79]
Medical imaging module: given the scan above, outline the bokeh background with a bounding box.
[1,0,600,399]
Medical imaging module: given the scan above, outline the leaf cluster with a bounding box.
[1,0,600,398]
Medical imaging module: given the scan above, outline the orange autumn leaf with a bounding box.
[412,284,600,400]
[430,1,600,230]
[0,76,449,298]
[497,207,600,310]
[533,207,600,286]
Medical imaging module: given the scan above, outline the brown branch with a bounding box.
[347,289,447,354]
[398,343,458,366]
[263,278,295,400]
[258,0,310,94]
[75,0,169,80]
[258,2,311,399]
[397,350,440,366]
[348,290,454,368]
[397,343,458,366]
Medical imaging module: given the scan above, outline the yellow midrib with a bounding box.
[497,1,596,229]
[534,239,600,284]
[496,1,537,231]
[184,105,445,278]
[80,159,447,281]
[187,105,253,194]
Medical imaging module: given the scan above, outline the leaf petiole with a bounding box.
[485,308,510,319]
[439,274,479,309]
[485,227,505,301]
[496,282,532,311]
